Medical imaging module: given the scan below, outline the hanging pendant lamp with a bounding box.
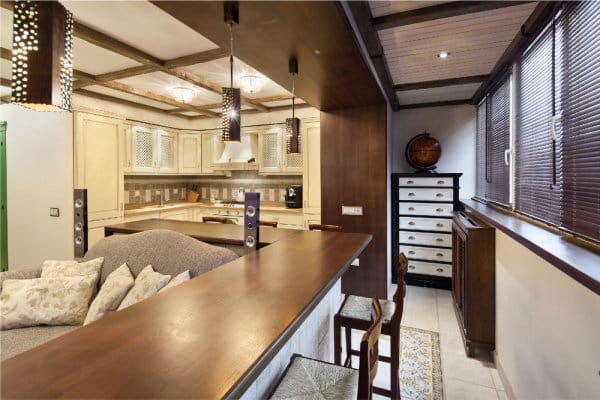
[11,0,73,112]
[286,57,300,154]
[221,1,241,143]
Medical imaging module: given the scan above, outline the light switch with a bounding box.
[342,206,363,216]
[50,208,60,217]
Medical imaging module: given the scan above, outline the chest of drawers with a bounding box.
[391,173,462,289]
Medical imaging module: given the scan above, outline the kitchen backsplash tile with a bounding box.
[124,171,301,206]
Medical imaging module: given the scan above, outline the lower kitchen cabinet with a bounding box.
[261,211,303,230]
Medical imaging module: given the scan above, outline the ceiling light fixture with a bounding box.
[239,75,264,94]
[438,51,449,59]
[221,1,241,144]
[11,0,73,111]
[172,87,194,103]
[286,56,300,154]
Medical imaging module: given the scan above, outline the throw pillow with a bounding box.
[158,270,190,293]
[41,257,104,294]
[84,263,134,326]
[117,265,170,310]
[0,276,96,330]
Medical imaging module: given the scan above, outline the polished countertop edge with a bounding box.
[124,201,303,216]
[461,198,600,295]
[225,234,372,399]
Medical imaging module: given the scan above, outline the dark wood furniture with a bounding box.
[391,172,462,288]
[1,227,372,399]
[452,211,496,357]
[334,254,408,399]
[309,223,343,232]
[271,298,383,400]
[202,216,233,224]
[259,220,278,228]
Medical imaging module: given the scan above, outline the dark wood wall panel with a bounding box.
[321,104,388,298]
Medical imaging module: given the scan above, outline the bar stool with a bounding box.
[202,216,232,224]
[270,298,383,400]
[333,253,409,399]
[259,221,278,228]
[309,223,342,232]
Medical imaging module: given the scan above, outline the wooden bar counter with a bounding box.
[1,222,371,399]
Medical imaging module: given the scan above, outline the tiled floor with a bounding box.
[344,285,507,400]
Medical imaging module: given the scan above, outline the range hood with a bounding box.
[213,134,259,170]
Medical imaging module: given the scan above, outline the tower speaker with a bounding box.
[73,189,88,258]
[244,192,260,250]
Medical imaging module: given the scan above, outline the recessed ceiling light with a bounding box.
[438,51,449,59]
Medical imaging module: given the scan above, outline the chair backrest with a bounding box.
[357,297,383,400]
[390,253,409,330]
[202,216,230,224]
[259,220,278,228]
[308,223,342,232]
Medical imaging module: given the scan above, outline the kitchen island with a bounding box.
[1,224,371,399]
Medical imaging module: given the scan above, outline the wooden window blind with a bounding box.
[485,77,511,206]
[515,25,563,226]
[475,99,487,200]
[558,2,600,241]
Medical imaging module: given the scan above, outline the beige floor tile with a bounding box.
[489,367,505,391]
[403,286,439,332]
[497,389,509,400]
[441,352,496,388]
[444,377,500,400]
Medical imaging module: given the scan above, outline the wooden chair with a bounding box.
[333,253,409,399]
[270,298,383,400]
[308,223,342,232]
[259,220,278,228]
[202,216,230,224]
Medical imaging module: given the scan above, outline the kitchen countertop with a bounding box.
[124,201,303,216]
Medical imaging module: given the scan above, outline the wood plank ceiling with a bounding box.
[366,1,539,109]
[0,1,307,120]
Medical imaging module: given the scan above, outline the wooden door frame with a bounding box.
[1,121,7,271]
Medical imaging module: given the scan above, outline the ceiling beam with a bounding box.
[373,1,533,30]
[0,47,11,61]
[189,102,313,119]
[398,99,473,110]
[345,2,401,111]
[394,75,489,91]
[472,2,562,104]
[0,77,10,87]
[164,48,229,68]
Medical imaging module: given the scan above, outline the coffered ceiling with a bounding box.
[0,1,305,120]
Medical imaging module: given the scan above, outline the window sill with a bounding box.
[461,198,600,295]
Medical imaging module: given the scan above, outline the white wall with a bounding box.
[495,231,600,399]
[392,104,476,198]
[0,104,74,268]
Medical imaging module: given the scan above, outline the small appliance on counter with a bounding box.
[285,185,302,208]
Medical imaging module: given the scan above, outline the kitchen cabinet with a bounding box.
[201,132,225,175]
[178,133,203,174]
[302,120,321,213]
[258,126,302,175]
[261,211,303,230]
[75,112,125,222]
[128,125,178,174]
[160,209,189,221]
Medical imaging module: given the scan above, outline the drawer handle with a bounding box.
[436,193,444,197]
[436,253,444,257]
[436,268,444,273]
[436,238,444,242]
[437,180,445,184]
[408,207,416,211]
[408,192,416,196]
[408,221,416,225]
[436,208,444,212]
[436,223,444,227]
[407,180,414,184]
[408,236,416,240]
[408,251,415,255]
[409,265,416,270]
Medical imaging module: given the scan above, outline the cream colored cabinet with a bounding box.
[129,125,177,174]
[179,133,203,174]
[258,126,302,175]
[302,120,321,213]
[201,132,225,175]
[160,209,189,221]
[75,112,125,222]
[261,211,304,230]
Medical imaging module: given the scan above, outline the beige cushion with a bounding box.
[0,276,96,330]
[117,265,170,310]
[41,257,104,293]
[159,270,190,293]
[84,263,134,325]
[340,295,396,324]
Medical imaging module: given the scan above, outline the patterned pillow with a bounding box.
[41,257,104,294]
[84,263,134,326]
[158,270,190,293]
[117,265,170,310]
[0,276,96,330]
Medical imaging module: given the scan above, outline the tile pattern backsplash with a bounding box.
[124,171,301,206]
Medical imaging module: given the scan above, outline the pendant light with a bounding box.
[222,1,241,143]
[286,57,300,154]
[11,0,73,112]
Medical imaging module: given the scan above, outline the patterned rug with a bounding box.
[400,326,443,400]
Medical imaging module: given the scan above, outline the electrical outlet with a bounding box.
[50,208,60,217]
[342,206,363,216]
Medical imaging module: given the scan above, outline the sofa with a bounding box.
[0,229,238,361]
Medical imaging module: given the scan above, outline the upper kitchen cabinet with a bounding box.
[75,112,124,221]
[302,119,321,213]
[201,132,225,175]
[178,132,202,174]
[126,125,178,174]
[258,125,302,175]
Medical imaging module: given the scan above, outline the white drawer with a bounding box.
[398,177,453,187]
[399,188,453,202]
[399,217,452,232]
[406,260,452,278]
[399,203,453,217]
[400,245,452,262]
[399,231,452,247]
